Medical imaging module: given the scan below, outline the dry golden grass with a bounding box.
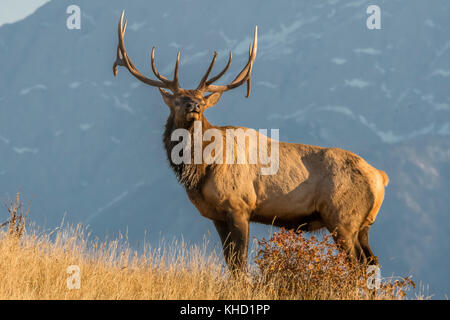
[0,193,422,300]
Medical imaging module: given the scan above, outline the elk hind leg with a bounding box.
[354,238,367,264]
[358,225,378,265]
[329,226,359,264]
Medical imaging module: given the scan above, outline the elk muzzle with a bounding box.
[186,102,201,121]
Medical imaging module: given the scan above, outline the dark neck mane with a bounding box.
[163,116,214,191]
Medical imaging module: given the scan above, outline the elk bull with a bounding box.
[113,12,389,271]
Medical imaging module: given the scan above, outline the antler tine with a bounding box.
[205,51,232,86]
[113,11,175,90]
[173,51,180,89]
[229,27,257,97]
[151,47,170,83]
[203,26,258,97]
[197,51,218,90]
[112,13,127,76]
[245,43,253,97]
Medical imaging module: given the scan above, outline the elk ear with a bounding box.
[159,88,173,108]
[204,92,223,109]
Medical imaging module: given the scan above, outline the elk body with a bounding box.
[113,12,389,271]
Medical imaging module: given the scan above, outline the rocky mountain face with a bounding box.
[0,0,449,296]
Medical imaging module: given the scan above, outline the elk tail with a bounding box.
[378,169,389,187]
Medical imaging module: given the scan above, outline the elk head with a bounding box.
[112,11,257,129]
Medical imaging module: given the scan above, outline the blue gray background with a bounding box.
[0,0,449,297]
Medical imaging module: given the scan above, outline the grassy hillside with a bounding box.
[0,193,420,300]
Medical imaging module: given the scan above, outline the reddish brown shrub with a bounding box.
[254,228,415,300]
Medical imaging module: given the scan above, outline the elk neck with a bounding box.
[163,114,216,191]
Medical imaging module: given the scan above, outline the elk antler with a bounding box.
[113,11,180,92]
[113,11,257,97]
[197,26,258,97]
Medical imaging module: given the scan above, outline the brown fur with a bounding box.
[112,18,387,270]
[159,90,388,270]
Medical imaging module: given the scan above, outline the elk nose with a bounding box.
[187,103,200,113]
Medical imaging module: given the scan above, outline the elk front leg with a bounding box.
[213,220,233,268]
[213,212,249,274]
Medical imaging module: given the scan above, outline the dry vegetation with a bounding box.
[0,193,420,300]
